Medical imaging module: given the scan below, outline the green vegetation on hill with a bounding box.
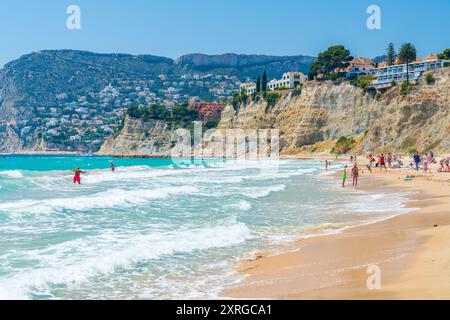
[127,103,201,128]
[437,48,450,60]
[265,92,281,107]
[351,75,374,90]
[331,136,356,154]
[308,45,353,80]
[400,81,414,96]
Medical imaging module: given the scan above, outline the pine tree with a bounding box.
[262,71,267,92]
[387,43,395,66]
[256,76,261,93]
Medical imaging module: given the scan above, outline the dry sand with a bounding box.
[222,158,450,299]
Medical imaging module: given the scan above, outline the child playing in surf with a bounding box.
[342,165,347,188]
[72,168,87,184]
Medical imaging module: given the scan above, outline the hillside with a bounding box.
[0,50,315,152]
[175,53,315,76]
[100,68,450,156]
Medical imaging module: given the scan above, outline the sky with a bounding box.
[0,0,449,67]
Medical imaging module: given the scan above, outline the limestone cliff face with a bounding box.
[0,124,23,152]
[98,117,174,157]
[100,68,450,156]
[219,68,450,154]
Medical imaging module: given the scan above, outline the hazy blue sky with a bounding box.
[0,0,449,66]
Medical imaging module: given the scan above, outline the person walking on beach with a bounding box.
[422,155,429,174]
[342,165,347,188]
[379,154,387,172]
[387,153,393,168]
[351,163,359,187]
[413,152,421,171]
[72,168,87,184]
[366,154,374,173]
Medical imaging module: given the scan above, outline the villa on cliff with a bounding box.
[345,57,375,78]
[240,72,306,94]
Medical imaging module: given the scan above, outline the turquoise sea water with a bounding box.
[0,155,413,299]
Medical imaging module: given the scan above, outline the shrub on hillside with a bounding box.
[331,136,356,154]
[408,146,418,155]
[425,72,434,85]
[265,92,281,107]
[353,75,374,89]
[400,81,414,96]
[232,91,248,106]
[292,84,303,96]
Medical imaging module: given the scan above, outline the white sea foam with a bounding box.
[240,184,286,199]
[236,200,252,211]
[0,219,252,299]
[0,170,24,178]
[344,192,415,213]
[0,185,198,214]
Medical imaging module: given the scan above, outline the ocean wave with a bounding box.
[344,192,415,213]
[0,186,198,214]
[0,219,252,299]
[240,184,286,199]
[0,170,24,179]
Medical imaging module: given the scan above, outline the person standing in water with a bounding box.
[110,161,116,172]
[72,168,86,184]
[342,165,347,188]
[325,159,329,171]
[351,163,359,187]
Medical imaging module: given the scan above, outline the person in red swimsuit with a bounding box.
[379,154,387,172]
[72,168,87,184]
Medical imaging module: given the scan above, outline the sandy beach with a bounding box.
[222,158,450,299]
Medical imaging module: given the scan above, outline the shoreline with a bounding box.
[222,161,450,299]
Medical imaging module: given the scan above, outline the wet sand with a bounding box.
[222,160,450,299]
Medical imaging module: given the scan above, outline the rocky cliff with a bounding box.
[100,68,450,156]
[98,117,175,157]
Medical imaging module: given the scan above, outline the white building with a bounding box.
[240,72,306,94]
[239,82,257,94]
[371,58,449,89]
[345,58,375,78]
[267,72,306,91]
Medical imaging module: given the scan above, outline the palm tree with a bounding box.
[398,43,417,85]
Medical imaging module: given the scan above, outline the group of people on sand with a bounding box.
[71,161,115,184]
[409,151,438,173]
[338,149,448,188]
[438,156,450,172]
[365,153,399,172]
